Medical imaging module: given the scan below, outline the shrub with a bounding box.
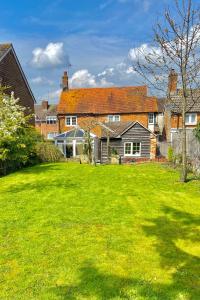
[167,146,174,163]
[36,142,64,163]
[194,122,200,142]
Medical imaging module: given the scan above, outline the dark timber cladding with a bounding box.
[0,44,35,114]
[101,122,151,163]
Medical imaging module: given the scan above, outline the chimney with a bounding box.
[61,71,69,91]
[42,100,48,110]
[168,69,178,95]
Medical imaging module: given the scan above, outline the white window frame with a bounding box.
[148,113,155,125]
[185,113,197,125]
[108,115,120,122]
[65,116,77,126]
[124,142,141,157]
[46,116,57,124]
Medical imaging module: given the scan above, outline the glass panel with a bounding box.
[114,115,120,122]
[76,144,84,156]
[125,143,132,155]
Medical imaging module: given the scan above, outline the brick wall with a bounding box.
[58,113,149,136]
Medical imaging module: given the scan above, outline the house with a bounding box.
[0,43,35,116]
[55,71,160,162]
[57,71,162,134]
[35,100,58,140]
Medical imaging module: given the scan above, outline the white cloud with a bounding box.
[69,69,113,88]
[31,42,69,69]
[31,76,54,86]
[128,43,161,61]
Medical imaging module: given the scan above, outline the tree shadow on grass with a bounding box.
[4,179,78,194]
[52,260,172,300]
[142,206,200,300]
[52,206,200,300]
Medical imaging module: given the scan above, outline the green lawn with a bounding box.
[0,163,199,300]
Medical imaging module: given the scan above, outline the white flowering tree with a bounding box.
[0,88,40,175]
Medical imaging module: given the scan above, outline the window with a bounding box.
[108,115,120,122]
[124,142,141,156]
[46,116,57,124]
[47,132,57,140]
[185,113,197,125]
[125,143,132,155]
[148,113,155,124]
[66,116,77,126]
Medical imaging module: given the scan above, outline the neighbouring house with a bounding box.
[165,69,200,142]
[35,100,58,140]
[55,71,160,162]
[0,43,35,117]
[157,69,200,160]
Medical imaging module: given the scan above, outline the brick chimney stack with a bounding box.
[62,71,69,91]
[42,100,48,110]
[168,69,178,95]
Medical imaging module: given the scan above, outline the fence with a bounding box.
[158,129,200,173]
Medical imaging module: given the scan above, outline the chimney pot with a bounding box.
[168,69,178,95]
[62,71,69,91]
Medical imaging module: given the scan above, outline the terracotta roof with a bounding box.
[35,103,57,121]
[0,44,12,60]
[57,86,158,115]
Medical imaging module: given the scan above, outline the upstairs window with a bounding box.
[46,116,57,124]
[108,115,120,122]
[185,113,197,125]
[66,116,77,126]
[148,113,155,124]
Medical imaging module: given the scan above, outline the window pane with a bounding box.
[108,115,113,122]
[185,114,190,124]
[114,115,120,122]
[66,117,71,125]
[148,113,154,124]
[125,143,132,154]
[133,143,141,155]
[72,117,77,125]
[191,114,196,123]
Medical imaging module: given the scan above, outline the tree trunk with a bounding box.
[107,133,110,164]
[180,102,187,182]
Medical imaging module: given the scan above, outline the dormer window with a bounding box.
[108,115,120,122]
[46,116,57,124]
[66,116,77,126]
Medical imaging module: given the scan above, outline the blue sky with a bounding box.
[0,0,198,102]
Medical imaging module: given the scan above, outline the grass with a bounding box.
[0,162,199,300]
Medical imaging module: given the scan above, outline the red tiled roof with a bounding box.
[57,86,158,115]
